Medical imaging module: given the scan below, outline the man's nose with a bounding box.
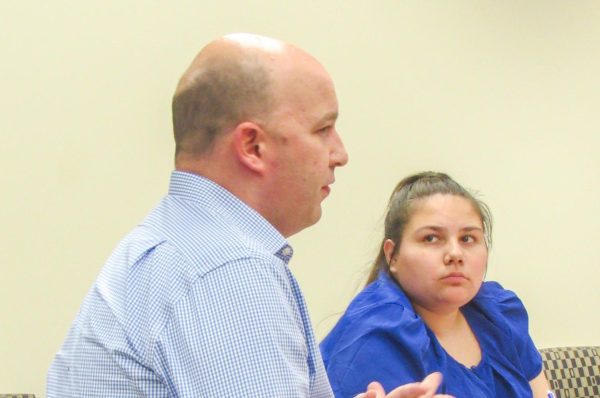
[330,129,349,167]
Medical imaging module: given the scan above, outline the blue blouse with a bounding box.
[320,272,543,398]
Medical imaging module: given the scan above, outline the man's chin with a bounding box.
[290,210,322,236]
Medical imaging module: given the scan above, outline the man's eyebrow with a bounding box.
[316,111,338,125]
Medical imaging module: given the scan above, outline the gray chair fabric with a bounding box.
[540,346,600,398]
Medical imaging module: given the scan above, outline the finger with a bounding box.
[366,381,385,398]
[384,372,444,398]
[384,381,427,398]
[420,372,443,393]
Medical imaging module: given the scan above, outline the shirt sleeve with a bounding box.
[153,256,313,397]
[321,302,432,398]
[478,282,543,381]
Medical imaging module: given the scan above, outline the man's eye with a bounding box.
[317,126,332,135]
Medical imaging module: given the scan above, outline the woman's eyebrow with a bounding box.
[415,225,445,232]
[462,226,484,232]
[414,225,483,232]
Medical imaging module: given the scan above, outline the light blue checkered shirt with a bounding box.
[47,171,333,397]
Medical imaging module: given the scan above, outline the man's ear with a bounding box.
[232,121,268,173]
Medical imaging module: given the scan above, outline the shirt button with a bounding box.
[282,246,292,256]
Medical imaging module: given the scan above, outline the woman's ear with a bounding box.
[383,239,396,271]
[232,121,267,173]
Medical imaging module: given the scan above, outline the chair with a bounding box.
[540,346,600,398]
[0,395,36,398]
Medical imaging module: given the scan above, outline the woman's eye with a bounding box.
[424,234,438,243]
[461,235,475,243]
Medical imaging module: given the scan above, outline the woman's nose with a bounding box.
[444,241,464,265]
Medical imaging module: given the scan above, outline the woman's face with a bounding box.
[385,194,488,315]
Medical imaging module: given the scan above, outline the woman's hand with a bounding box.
[356,372,455,398]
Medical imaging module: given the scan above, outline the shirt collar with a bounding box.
[168,170,292,262]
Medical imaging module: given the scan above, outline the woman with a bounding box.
[320,172,550,398]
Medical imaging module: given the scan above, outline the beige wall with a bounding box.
[1,1,598,396]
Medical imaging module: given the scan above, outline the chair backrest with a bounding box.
[540,346,600,398]
[0,395,36,398]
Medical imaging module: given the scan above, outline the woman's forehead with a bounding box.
[407,194,482,225]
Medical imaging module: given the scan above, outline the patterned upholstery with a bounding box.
[540,346,600,398]
[0,395,36,398]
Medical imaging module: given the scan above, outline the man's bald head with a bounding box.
[172,33,296,159]
[171,33,345,236]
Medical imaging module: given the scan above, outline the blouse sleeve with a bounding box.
[478,282,543,381]
[321,302,433,398]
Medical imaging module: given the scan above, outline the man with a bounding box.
[47,33,450,397]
